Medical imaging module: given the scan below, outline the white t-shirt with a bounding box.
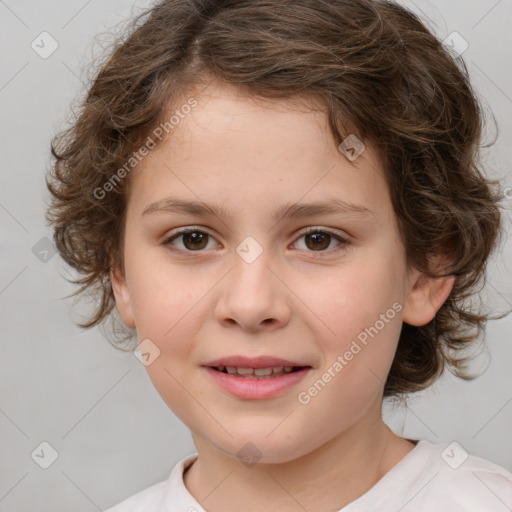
[104,440,512,511]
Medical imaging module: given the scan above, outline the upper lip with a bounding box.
[202,355,311,369]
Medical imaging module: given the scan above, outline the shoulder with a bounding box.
[407,440,512,511]
[348,439,512,512]
[103,479,169,512]
[103,454,199,512]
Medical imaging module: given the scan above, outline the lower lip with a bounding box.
[203,367,312,400]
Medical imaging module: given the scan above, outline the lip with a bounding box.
[202,355,310,368]
[203,366,312,400]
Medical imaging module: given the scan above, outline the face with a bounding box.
[111,80,451,464]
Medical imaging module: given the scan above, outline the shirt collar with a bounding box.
[160,453,205,511]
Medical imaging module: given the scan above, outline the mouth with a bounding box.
[209,365,309,379]
[201,355,313,399]
[202,357,313,399]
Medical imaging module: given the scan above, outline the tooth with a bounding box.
[236,367,254,375]
[220,365,300,378]
[254,367,273,376]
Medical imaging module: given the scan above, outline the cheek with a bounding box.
[127,260,212,423]
[300,254,403,346]
[294,251,405,405]
[295,276,403,436]
[124,248,213,394]
[126,244,212,335]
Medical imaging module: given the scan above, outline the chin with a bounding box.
[211,432,319,466]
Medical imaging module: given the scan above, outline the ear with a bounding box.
[110,266,136,329]
[402,266,455,327]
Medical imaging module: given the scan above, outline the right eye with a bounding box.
[163,227,220,252]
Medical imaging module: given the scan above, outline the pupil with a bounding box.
[184,232,208,250]
[305,232,329,251]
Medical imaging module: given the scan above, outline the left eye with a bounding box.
[163,227,349,254]
[293,229,348,253]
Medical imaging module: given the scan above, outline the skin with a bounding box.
[111,79,455,511]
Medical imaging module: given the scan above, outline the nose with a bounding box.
[214,244,291,333]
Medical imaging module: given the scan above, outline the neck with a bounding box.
[183,417,415,511]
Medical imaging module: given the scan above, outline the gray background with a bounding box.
[1,0,511,510]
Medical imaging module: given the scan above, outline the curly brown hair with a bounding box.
[45,0,507,397]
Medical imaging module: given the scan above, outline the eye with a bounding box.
[163,227,218,252]
[162,226,351,255]
[292,227,350,254]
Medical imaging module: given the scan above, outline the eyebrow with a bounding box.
[141,196,375,223]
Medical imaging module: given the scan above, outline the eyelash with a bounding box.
[162,226,351,257]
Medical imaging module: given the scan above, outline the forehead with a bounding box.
[126,81,391,223]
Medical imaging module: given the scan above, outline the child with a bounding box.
[46,0,512,510]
